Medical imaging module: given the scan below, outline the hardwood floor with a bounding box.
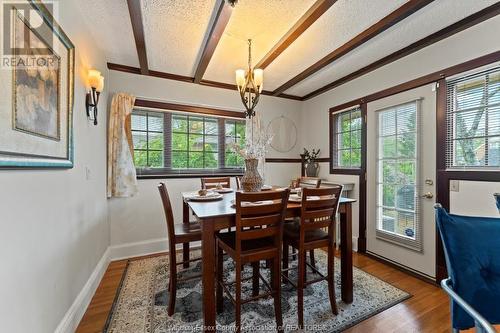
[76,251,484,333]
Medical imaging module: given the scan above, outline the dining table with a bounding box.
[182,189,356,332]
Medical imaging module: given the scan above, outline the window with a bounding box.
[132,111,164,168]
[332,107,362,168]
[131,109,246,174]
[376,101,421,251]
[446,66,500,169]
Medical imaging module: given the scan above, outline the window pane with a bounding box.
[189,117,203,134]
[351,109,362,130]
[381,136,396,158]
[148,114,163,132]
[398,161,416,185]
[396,185,415,211]
[351,148,361,167]
[339,132,351,150]
[132,131,147,150]
[204,119,218,135]
[225,121,235,136]
[189,134,203,151]
[173,115,187,132]
[397,108,416,134]
[225,152,237,167]
[398,132,416,159]
[204,135,218,152]
[351,130,361,148]
[236,123,246,140]
[398,212,416,239]
[380,208,397,233]
[189,152,204,168]
[339,113,351,132]
[381,160,397,184]
[172,132,187,151]
[488,137,500,166]
[148,132,163,150]
[380,110,396,136]
[382,184,395,207]
[133,150,147,167]
[131,114,146,131]
[339,150,351,167]
[454,138,486,166]
[204,153,218,168]
[149,151,163,168]
[172,151,187,169]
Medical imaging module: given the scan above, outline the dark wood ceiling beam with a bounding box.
[106,62,302,101]
[194,0,233,83]
[254,0,338,70]
[127,0,149,75]
[303,2,500,100]
[272,0,435,96]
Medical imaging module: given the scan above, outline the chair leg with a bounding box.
[182,242,189,268]
[216,245,224,314]
[309,249,316,268]
[252,261,260,297]
[282,241,289,284]
[235,262,242,333]
[168,250,177,316]
[297,249,306,329]
[327,244,338,315]
[272,257,283,332]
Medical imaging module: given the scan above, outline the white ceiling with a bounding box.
[77,0,498,98]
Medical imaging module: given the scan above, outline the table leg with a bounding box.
[201,219,217,332]
[340,202,353,303]
[182,201,190,269]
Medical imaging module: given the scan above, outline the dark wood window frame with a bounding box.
[330,106,365,173]
[326,51,500,280]
[133,99,246,179]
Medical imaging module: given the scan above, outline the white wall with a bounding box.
[107,71,302,250]
[301,16,500,242]
[450,181,499,217]
[0,1,109,333]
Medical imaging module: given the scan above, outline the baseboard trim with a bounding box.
[54,247,110,333]
[365,251,437,285]
[109,238,169,261]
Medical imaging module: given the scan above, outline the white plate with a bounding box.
[213,188,234,193]
[288,195,320,202]
[188,192,223,201]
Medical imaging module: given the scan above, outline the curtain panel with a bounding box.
[107,93,138,198]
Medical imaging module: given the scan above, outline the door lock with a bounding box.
[422,192,434,199]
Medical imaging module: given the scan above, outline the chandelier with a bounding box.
[235,39,263,118]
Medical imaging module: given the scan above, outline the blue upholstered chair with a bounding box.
[435,203,500,333]
[495,193,500,212]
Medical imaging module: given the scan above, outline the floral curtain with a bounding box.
[107,93,138,198]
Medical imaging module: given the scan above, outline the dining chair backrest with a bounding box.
[201,177,231,189]
[158,182,176,253]
[235,190,290,252]
[300,186,343,234]
[235,176,242,190]
[298,177,322,189]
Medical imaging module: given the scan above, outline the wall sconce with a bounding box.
[86,69,104,125]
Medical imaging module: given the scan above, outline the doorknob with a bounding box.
[421,192,434,199]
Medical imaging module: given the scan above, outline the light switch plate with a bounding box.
[450,180,460,192]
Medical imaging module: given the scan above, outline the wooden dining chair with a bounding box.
[216,190,290,333]
[158,182,202,316]
[201,177,231,189]
[235,176,243,190]
[297,177,322,188]
[282,185,343,329]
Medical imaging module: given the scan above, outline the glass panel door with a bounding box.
[376,101,422,251]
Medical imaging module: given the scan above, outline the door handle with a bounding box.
[421,192,434,199]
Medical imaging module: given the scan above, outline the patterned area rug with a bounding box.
[104,250,410,332]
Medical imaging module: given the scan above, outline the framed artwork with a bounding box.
[0,0,75,168]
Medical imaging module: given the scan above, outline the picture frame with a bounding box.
[0,0,75,168]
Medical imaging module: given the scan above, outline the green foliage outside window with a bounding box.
[334,108,362,168]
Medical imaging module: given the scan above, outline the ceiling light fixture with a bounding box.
[235,39,263,118]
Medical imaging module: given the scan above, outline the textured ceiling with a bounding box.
[284,0,500,96]
[202,0,316,87]
[142,0,216,76]
[74,0,138,67]
[262,0,408,91]
[77,0,498,98]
